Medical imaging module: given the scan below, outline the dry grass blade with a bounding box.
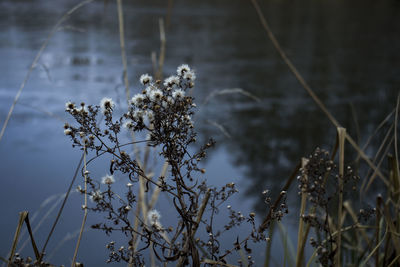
[47,228,89,261]
[375,195,383,266]
[277,222,296,267]
[336,127,346,267]
[117,0,130,101]
[0,0,94,142]
[7,211,28,266]
[148,161,169,210]
[306,224,373,267]
[203,88,261,105]
[18,193,67,253]
[359,226,388,267]
[388,155,400,204]
[360,122,394,194]
[40,153,84,261]
[383,204,400,261]
[363,136,394,193]
[177,189,211,267]
[343,201,370,245]
[263,222,275,267]
[295,158,309,267]
[22,214,40,261]
[394,94,400,188]
[71,147,89,266]
[130,10,170,263]
[355,109,395,162]
[238,248,249,267]
[18,101,65,122]
[346,133,389,186]
[206,120,232,138]
[388,254,400,267]
[156,18,166,80]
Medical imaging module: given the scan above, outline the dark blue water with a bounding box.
[0,0,399,265]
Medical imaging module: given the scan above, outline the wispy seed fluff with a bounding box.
[172,89,185,99]
[145,110,154,122]
[123,120,134,129]
[130,94,144,107]
[163,75,179,87]
[90,190,103,202]
[77,105,88,115]
[183,70,196,81]
[145,85,156,97]
[147,209,161,228]
[64,129,72,135]
[177,64,191,75]
[102,174,115,185]
[100,97,114,114]
[140,74,152,85]
[149,89,163,102]
[133,110,144,121]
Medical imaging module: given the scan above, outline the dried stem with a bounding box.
[71,147,88,266]
[336,127,346,266]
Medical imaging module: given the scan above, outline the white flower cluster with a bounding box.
[65,101,89,115]
[125,64,196,133]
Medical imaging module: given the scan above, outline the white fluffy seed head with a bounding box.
[145,110,154,122]
[172,89,185,99]
[64,129,72,135]
[100,97,114,114]
[183,70,196,81]
[65,101,75,111]
[147,209,161,224]
[102,174,115,185]
[90,190,103,202]
[140,74,152,85]
[123,120,134,129]
[133,110,144,121]
[149,89,163,102]
[163,75,180,87]
[177,64,191,75]
[131,94,144,107]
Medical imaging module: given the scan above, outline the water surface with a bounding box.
[0,0,399,265]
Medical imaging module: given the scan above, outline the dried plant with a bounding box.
[62,65,277,266]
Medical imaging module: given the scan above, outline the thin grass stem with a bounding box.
[71,147,88,266]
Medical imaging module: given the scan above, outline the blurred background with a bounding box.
[0,0,399,265]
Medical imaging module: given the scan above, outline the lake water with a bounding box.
[0,0,399,265]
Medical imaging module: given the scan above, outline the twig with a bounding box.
[258,161,301,232]
[7,212,28,266]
